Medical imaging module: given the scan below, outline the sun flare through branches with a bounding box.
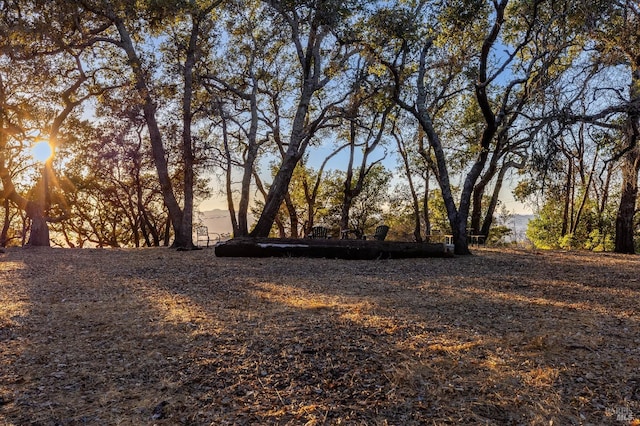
[31,141,53,163]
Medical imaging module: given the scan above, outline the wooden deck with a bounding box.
[214,237,454,260]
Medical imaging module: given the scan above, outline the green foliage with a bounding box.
[439,0,487,31]
[512,179,539,203]
[1,0,631,251]
[283,163,328,235]
[385,183,459,241]
[434,0,489,50]
[386,185,453,237]
[384,183,418,240]
[526,205,563,250]
[319,164,392,235]
[526,197,616,252]
[427,188,453,233]
[364,5,422,45]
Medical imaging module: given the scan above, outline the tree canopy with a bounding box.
[1,0,639,253]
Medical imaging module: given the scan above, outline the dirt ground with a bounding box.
[0,246,639,425]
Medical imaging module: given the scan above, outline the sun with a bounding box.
[31,141,54,162]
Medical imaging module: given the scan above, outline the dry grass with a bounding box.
[0,246,639,425]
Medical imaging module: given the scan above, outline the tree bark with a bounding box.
[571,151,598,235]
[411,45,469,254]
[390,1,510,255]
[0,198,10,247]
[561,158,573,237]
[339,121,358,233]
[175,14,201,249]
[250,79,324,237]
[614,63,640,253]
[251,150,302,236]
[218,107,240,236]
[25,201,50,247]
[615,147,640,253]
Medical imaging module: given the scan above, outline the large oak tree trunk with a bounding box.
[0,198,10,247]
[614,65,640,254]
[397,1,509,255]
[615,147,640,253]
[25,202,50,247]
[1,161,52,247]
[249,2,345,237]
[237,80,260,237]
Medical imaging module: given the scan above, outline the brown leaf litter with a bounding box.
[0,247,639,425]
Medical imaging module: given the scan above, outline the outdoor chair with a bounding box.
[364,225,389,241]
[308,226,329,239]
[196,226,210,247]
[373,225,390,241]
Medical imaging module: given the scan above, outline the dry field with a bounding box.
[0,247,639,425]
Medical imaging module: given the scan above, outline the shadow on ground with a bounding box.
[0,247,638,425]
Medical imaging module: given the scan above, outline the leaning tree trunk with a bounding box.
[339,194,354,234]
[220,115,240,237]
[249,1,336,238]
[479,171,506,237]
[410,183,423,243]
[339,129,358,234]
[237,145,259,237]
[251,152,300,237]
[250,78,315,238]
[561,159,573,237]
[235,78,260,237]
[411,67,470,254]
